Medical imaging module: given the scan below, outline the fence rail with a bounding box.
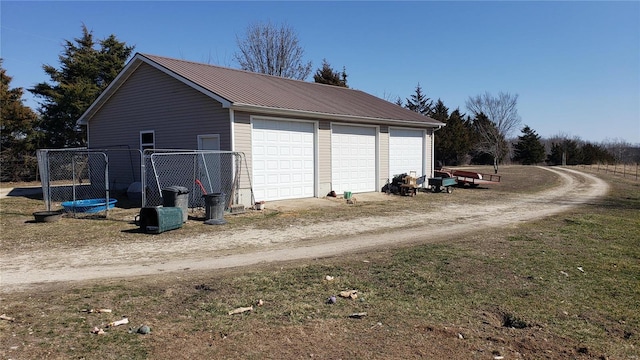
[577,163,639,181]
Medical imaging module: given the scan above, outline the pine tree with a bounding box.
[0,60,39,181]
[434,105,477,166]
[547,139,582,165]
[431,99,449,123]
[313,59,348,87]
[405,83,433,116]
[581,143,614,164]
[513,125,546,165]
[29,25,134,148]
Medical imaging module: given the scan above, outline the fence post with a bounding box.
[141,150,146,207]
[104,153,110,217]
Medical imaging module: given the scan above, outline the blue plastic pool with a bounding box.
[61,198,117,213]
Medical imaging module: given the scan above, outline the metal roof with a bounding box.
[79,53,444,127]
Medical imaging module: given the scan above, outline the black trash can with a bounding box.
[162,186,190,223]
[203,193,226,225]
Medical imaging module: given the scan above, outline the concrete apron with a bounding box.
[265,192,395,212]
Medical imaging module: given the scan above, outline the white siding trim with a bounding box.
[314,121,320,198]
[229,109,235,152]
[140,130,155,151]
[197,134,221,150]
[430,128,435,177]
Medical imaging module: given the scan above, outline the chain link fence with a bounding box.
[37,148,142,217]
[142,150,253,210]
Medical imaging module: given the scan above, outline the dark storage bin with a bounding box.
[138,206,183,234]
[162,186,189,223]
[203,193,226,225]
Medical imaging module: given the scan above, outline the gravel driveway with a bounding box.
[0,167,608,292]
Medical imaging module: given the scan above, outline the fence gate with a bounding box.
[37,148,143,217]
[143,150,253,210]
[37,149,108,216]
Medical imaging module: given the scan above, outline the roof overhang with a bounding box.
[231,103,444,128]
[77,53,232,126]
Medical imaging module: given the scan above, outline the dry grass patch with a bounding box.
[5,166,635,359]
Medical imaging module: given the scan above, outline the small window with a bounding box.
[140,130,155,151]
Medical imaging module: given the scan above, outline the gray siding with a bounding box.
[87,63,231,192]
[88,62,231,151]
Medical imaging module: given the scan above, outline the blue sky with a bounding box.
[2,1,639,144]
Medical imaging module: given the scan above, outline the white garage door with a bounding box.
[252,119,315,201]
[389,128,424,179]
[331,125,376,194]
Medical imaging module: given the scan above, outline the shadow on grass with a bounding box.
[5,187,44,200]
[596,195,640,211]
[121,228,145,234]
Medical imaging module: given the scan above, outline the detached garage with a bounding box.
[78,53,444,207]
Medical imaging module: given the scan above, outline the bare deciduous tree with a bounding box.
[234,21,312,80]
[466,91,521,173]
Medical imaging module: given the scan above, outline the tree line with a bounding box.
[396,83,638,171]
[1,22,638,182]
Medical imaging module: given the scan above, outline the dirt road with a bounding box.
[0,167,608,292]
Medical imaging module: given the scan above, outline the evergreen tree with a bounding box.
[29,25,134,148]
[405,83,433,116]
[547,139,582,165]
[313,59,348,87]
[435,107,474,166]
[431,99,449,123]
[513,125,545,165]
[0,60,39,181]
[581,143,615,164]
